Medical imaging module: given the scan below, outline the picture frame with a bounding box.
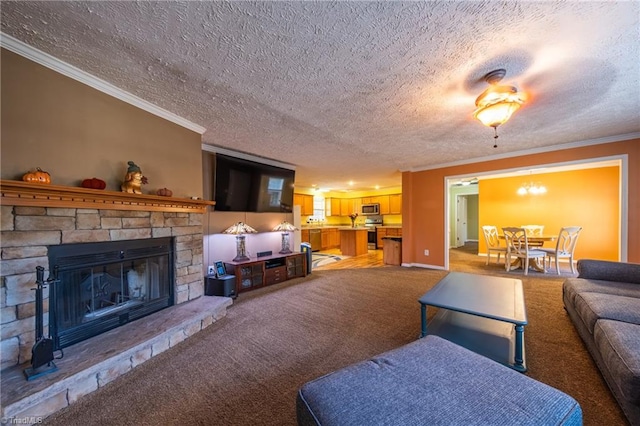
[214,260,226,277]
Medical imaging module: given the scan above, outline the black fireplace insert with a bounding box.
[48,237,174,350]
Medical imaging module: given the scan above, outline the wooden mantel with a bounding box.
[0,180,215,213]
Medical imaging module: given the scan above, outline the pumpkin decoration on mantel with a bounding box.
[81,177,107,190]
[156,188,173,197]
[22,167,51,184]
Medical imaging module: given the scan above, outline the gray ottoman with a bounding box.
[297,335,582,425]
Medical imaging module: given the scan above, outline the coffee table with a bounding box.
[419,272,527,372]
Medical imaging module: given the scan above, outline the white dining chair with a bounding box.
[481,225,507,265]
[502,227,546,275]
[541,226,583,275]
[521,225,545,247]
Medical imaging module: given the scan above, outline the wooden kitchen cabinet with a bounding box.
[301,229,310,244]
[377,227,402,248]
[321,228,330,249]
[329,228,339,248]
[326,197,342,216]
[340,198,354,216]
[376,228,387,248]
[389,194,402,214]
[377,195,390,215]
[294,194,314,216]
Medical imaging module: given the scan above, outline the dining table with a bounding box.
[498,234,557,272]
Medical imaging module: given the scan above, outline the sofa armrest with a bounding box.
[577,259,640,284]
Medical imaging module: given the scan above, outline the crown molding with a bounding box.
[1,32,206,135]
[404,132,640,173]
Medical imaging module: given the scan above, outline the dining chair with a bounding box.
[502,227,546,275]
[481,225,507,265]
[521,225,545,247]
[540,226,583,275]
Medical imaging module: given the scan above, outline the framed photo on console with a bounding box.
[214,260,226,277]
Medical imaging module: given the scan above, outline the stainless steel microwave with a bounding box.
[361,203,380,215]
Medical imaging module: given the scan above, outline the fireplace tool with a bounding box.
[24,266,59,380]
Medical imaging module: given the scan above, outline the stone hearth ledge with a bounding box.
[0,295,233,421]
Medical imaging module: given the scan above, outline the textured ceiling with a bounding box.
[2,1,639,191]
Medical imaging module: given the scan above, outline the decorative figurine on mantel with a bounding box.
[120,161,148,194]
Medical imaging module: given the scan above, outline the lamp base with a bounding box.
[232,255,250,262]
[279,249,292,254]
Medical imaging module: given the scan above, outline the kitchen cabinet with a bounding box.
[340,198,354,216]
[389,194,402,214]
[361,195,398,215]
[377,227,402,248]
[329,228,339,248]
[377,195,390,215]
[301,229,310,244]
[339,228,368,256]
[320,227,339,249]
[294,194,314,216]
[321,228,330,249]
[382,237,402,265]
[326,197,341,216]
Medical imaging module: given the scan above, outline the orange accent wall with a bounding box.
[478,167,619,260]
[402,139,639,268]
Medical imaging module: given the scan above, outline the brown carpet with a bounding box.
[45,249,628,425]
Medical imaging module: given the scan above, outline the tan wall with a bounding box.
[478,167,620,260]
[403,139,640,267]
[1,49,203,198]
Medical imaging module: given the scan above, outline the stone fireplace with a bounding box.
[1,181,230,420]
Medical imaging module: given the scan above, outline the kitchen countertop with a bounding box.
[301,224,402,229]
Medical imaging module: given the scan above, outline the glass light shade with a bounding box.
[474,85,525,128]
[272,221,298,232]
[222,222,258,235]
[474,102,522,128]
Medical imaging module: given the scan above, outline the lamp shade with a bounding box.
[272,221,298,232]
[222,222,258,235]
[473,85,525,128]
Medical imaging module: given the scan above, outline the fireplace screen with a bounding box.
[48,237,174,350]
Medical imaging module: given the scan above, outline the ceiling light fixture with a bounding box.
[517,182,547,196]
[473,69,526,148]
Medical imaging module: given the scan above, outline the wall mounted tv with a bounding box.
[213,153,295,212]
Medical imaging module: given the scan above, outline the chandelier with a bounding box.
[473,69,526,147]
[517,182,547,196]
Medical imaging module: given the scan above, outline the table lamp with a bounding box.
[222,222,258,262]
[272,221,298,254]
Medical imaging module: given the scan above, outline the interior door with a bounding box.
[456,195,468,248]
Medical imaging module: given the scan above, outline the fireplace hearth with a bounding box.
[48,237,174,350]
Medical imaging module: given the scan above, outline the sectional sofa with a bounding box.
[562,259,640,425]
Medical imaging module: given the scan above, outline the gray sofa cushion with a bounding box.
[297,335,582,426]
[577,259,640,284]
[574,292,640,334]
[563,277,640,306]
[594,319,640,425]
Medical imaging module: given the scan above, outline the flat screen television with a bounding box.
[213,154,295,212]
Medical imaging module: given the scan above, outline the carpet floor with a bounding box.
[44,250,628,425]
